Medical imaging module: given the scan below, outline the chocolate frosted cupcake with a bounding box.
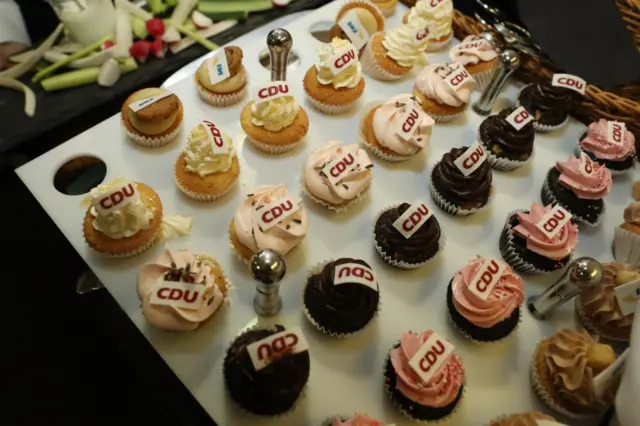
[541,154,612,226]
[373,201,444,269]
[430,143,493,215]
[486,411,558,426]
[518,81,577,132]
[479,107,534,170]
[304,258,380,337]
[223,324,310,415]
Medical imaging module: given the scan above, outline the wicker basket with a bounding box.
[399,0,640,138]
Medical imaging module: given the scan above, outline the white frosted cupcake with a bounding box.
[403,0,453,52]
[413,63,475,122]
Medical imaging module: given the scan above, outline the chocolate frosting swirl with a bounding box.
[432,147,492,205]
[519,82,576,125]
[375,203,442,263]
[223,325,310,415]
[480,108,534,157]
[304,258,379,334]
[224,46,243,74]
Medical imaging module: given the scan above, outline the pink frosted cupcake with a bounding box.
[413,63,474,122]
[579,119,636,174]
[322,414,386,425]
[449,35,499,91]
[302,141,373,212]
[447,257,524,343]
[384,330,465,421]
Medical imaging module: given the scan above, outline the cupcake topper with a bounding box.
[527,257,603,320]
[267,28,293,82]
[472,49,519,116]
[250,249,286,317]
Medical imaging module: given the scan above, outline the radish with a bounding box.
[191,11,213,29]
[129,40,152,63]
[161,27,181,43]
[98,58,121,87]
[145,18,165,39]
[273,0,292,6]
[150,39,166,59]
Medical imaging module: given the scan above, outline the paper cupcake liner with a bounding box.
[302,259,381,338]
[122,117,181,148]
[223,324,307,417]
[360,33,406,81]
[380,5,395,16]
[372,204,446,269]
[429,167,493,216]
[448,301,523,344]
[358,102,415,162]
[299,167,371,213]
[529,348,596,420]
[195,78,247,107]
[305,91,357,115]
[540,178,603,226]
[228,225,250,266]
[247,135,301,155]
[515,90,569,133]
[613,226,640,267]
[471,67,496,92]
[478,134,532,171]
[424,33,453,53]
[336,0,385,24]
[428,109,464,124]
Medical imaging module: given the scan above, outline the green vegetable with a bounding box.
[130,15,148,39]
[172,22,218,51]
[182,20,197,33]
[147,0,168,15]
[165,0,178,6]
[41,58,137,91]
[197,10,249,20]
[197,0,273,13]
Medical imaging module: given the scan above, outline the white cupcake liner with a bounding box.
[246,135,301,154]
[428,109,464,124]
[302,259,381,338]
[299,166,371,213]
[195,77,247,107]
[447,295,523,344]
[428,166,493,216]
[540,177,603,226]
[360,32,406,81]
[305,91,358,115]
[477,134,532,171]
[336,0,385,24]
[424,32,453,53]
[379,5,395,16]
[372,203,445,269]
[471,67,496,92]
[358,102,415,162]
[122,117,181,148]
[613,226,640,267]
[515,88,569,133]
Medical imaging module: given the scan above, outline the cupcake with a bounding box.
[323,414,386,425]
[121,87,183,147]
[541,154,612,225]
[240,81,309,154]
[403,0,453,52]
[613,201,640,267]
[478,107,535,171]
[414,63,474,122]
[373,201,443,268]
[303,38,365,114]
[335,0,385,47]
[82,177,162,257]
[195,46,247,107]
[447,257,524,342]
[385,330,465,422]
[430,144,493,215]
[360,94,435,161]
[449,35,499,91]
[302,141,373,212]
[136,249,230,331]
[229,184,309,263]
[360,20,429,81]
[500,202,578,274]
[577,262,640,343]
[303,258,380,336]
[174,120,239,202]
[578,119,636,174]
[371,0,397,17]
[531,329,617,419]
[517,81,578,132]
[486,412,558,426]
[224,324,310,415]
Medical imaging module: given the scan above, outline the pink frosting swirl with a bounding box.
[373,94,435,155]
[390,330,464,407]
[451,257,524,328]
[331,414,385,426]
[233,184,309,255]
[579,119,635,161]
[304,141,372,204]
[556,155,612,200]
[512,202,579,260]
[415,63,474,107]
[449,35,498,66]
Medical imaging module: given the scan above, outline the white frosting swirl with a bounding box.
[251,96,299,132]
[382,20,429,68]
[315,38,363,89]
[184,123,235,177]
[408,0,453,40]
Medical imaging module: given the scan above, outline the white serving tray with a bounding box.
[17,1,633,425]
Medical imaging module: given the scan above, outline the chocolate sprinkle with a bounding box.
[365,164,374,169]
[292,219,302,224]
[246,193,254,197]
[286,224,291,230]
[342,184,349,189]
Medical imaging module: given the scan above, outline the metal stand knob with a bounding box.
[267,28,293,81]
[250,249,286,317]
[472,49,519,116]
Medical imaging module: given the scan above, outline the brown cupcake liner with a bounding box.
[360,33,406,81]
[540,178,603,226]
[447,301,523,345]
[515,87,569,133]
[305,90,358,115]
[612,226,640,267]
[122,116,182,148]
[174,155,239,202]
[429,166,493,216]
[424,32,453,53]
[299,166,371,213]
[302,259,381,338]
[358,102,415,162]
[247,135,301,154]
[195,77,247,107]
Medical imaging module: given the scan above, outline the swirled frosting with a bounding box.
[556,155,612,200]
[479,108,534,158]
[490,412,558,426]
[623,201,640,224]
[449,35,498,66]
[519,82,575,124]
[373,94,435,155]
[580,119,636,161]
[304,141,372,204]
[316,38,363,89]
[83,177,154,239]
[331,414,385,426]
[452,257,524,328]
[382,20,429,68]
[390,330,464,407]
[431,147,492,205]
[137,250,227,331]
[407,0,453,40]
[415,63,474,107]
[513,203,579,260]
[251,95,299,132]
[543,329,613,410]
[184,123,235,177]
[233,184,308,255]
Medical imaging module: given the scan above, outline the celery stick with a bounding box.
[166,0,178,6]
[197,9,249,20]
[41,58,137,91]
[197,0,273,13]
[147,0,168,15]
[183,20,197,33]
[130,15,149,39]
[33,35,111,83]
[172,23,218,51]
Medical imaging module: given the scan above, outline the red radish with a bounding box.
[161,27,181,43]
[150,39,166,59]
[273,0,291,6]
[129,40,152,63]
[191,11,213,29]
[145,18,165,38]
[101,40,115,50]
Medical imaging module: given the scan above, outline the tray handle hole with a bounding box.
[53,155,107,196]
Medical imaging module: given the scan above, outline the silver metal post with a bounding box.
[267,28,293,82]
[250,249,286,317]
[472,49,519,116]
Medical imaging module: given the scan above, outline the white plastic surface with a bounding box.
[16,2,633,425]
